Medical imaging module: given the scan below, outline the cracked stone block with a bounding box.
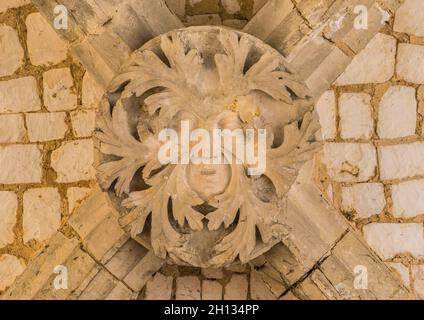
[51,140,95,183]
[392,180,424,218]
[315,90,337,140]
[176,276,201,300]
[202,280,222,300]
[379,142,424,180]
[67,187,92,214]
[394,0,424,37]
[0,77,40,113]
[43,68,77,111]
[221,0,241,14]
[78,270,117,300]
[82,72,104,109]
[411,265,424,298]
[0,114,26,143]
[386,262,410,288]
[378,86,417,139]
[0,192,17,248]
[26,13,67,66]
[364,223,424,260]
[336,33,396,85]
[323,143,377,182]
[23,187,61,244]
[342,183,386,218]
[224,274,248,300]
[123,252,164,291]
[26,112,68,142]
[0,145,42,184]
[250,270,278,300]
[396,44,424,84]
[0,25,24,77]
[0,254,25,291]
[339,93,373,140]
[145,273,173,300]
[71,110,96,137]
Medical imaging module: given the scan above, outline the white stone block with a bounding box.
[0,145,42,184]
[0,254,25,291]
[26,112,67,142]
[0,77,40,113]
[392,180,424,218]
[0,25,24,77]
[379,142,424,180]
[23,187,61,244]
[336,33,396,85]
[26,13,67,66]
[323,143,377,182]
[71,110,95,137]
[43,68,77,111]
[0,114,26,143]
[378,86,416,139]
[394,0,424,36]
[397,44,424,84]
[342,183,385,218]
[364,223,424,260]
[315,90,337,140]
[0,192,17,248]
[339,93,373,139]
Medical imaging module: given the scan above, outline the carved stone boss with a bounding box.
[95,26,320,268]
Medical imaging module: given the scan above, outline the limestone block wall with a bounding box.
[318,0,424,299]
[0,1,102,291]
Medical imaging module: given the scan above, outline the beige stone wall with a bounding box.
[318,0,424,299]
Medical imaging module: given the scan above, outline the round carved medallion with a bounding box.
[95,26,320,268]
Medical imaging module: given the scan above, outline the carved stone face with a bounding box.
[95,26,320,268]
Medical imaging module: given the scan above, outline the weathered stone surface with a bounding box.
[176,276,201,300]
[392,180,424,218]
[0,192,17,248]
[26,112,68,142]
[106,282,135,300]
[394,0,424,37]
[26,13,67,66]
[51,140,95,183]
[71,110,95,137]
[82,72,104,109]
[0,145,42,184]
[323,143,377,182]
[336,33,396,85]
[105,240,147,280]
[165,0,186,17]
[250,270,278,300]
[202,280,222,300]
[339,93,373,139]
[43,68,77,111]
[0,0,30,12]
[396,44,424,84]
[411,265,424,298]
[378,86,417,139]
[0,114,26,143]
[3,233,79,299]
[0,25,24,77]
[364,223,424,260]
[201,268,224,279]
[186,14,222,26]
[223,19,248,29]
[342,183,386,218]
[315,90,337,140]
[0,77,40,113]
[386,262,410,288]
[224,275,248,300]
[145,273,173,300]
[0,255,25,292]
[221,0,240,14]
[23,188,61,244]
[78,270,117,300]
[123,252,164,291]
[67,187,92,214]
[379,142,424,180]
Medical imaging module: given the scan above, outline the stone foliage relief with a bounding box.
[96,27,320,268]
